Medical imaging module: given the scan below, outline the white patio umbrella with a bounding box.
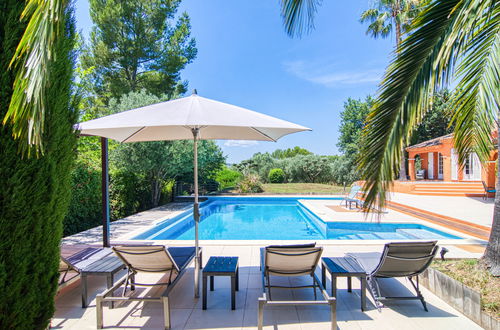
[76,90,310,297]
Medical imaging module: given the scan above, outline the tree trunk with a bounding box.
[399,149,407,180]
[483,122,500,276]
[151,174,162,207]
[394,16,407,181]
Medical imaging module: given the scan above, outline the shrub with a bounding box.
[237,174,264,193]
[215,167,242,190]
[109,170,149,220]
[330,156,360,185]
[283,155,333,183]
[268,168,285,183]
[64,161,102,236]
[0,4,77,328]
[160,180,175,204]
[234,152,277,182]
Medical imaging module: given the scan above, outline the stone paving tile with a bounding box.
[244,308,301,330]
[186,308,245,329]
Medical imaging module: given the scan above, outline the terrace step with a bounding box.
[411,182,482,186]
[386,201,490,240]
[413,186,483,191]
[409,182,484,196]
[410,191,484,197]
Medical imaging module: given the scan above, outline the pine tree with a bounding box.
[81,0,197,101]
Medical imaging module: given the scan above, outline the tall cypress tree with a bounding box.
[0,1,77,328]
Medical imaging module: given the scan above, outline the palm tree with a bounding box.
[360,0,422,47]
[360,0,423,181]
[3,0,68,155]
[279,0,500,274]
[359,0,499,274]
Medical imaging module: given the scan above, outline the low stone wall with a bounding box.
[420,267,499,330]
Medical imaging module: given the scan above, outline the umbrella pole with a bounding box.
[192,128,200,298]
[101,137,110,247]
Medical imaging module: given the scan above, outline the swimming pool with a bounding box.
[132,197,461,240]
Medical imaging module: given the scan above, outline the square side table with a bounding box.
[321,256,367,311]
[202,256,239,310]
[80,254,125,308]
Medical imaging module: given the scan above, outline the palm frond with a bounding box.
[360,9,380,22]
[359,0,499,210]
[280,0,322,38]
[365,12,392,39]
[3,0,68,156]
[451,9,499,164]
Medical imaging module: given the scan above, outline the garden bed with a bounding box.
[421,259,499,329]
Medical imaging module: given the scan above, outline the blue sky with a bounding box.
[75,0,395,163]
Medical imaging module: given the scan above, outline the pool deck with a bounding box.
[55,196,492,329]
[62,202,193,245]
[299,199,486,244]
[388,192,494,228]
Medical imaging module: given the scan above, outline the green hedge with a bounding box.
[109,169,149,220]
[63,167,175,236]
[64,161,102,236]
[0,3,77,328]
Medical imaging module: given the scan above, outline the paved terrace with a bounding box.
[388,193,494,228]
[55,199,489,329]
[54,243,482,330]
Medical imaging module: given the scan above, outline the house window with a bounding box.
[438,153,444,175]
[465,155,471,174]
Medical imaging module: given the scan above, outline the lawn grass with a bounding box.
[432,259,499,318]
[261,183,345,194]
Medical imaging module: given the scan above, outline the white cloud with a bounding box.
[282,60,383,87]
[223,140,259,148]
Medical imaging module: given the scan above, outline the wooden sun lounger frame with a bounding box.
[96,247,202,330]
[258,246,337,330]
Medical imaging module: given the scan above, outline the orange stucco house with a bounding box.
[406,133,497,188]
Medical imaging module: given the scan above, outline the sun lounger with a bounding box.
[482,181,496,200]
[59,246,112,288]
[347,241,438,311]
[96,245,201,330]
[259,243,336,330]
[342,185,362,209]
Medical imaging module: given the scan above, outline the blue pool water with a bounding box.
[133,197,461,240]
